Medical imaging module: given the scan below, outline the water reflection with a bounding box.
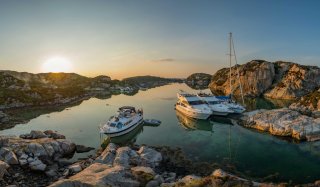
[101,121,161,148]
[176,110,214,132]
[101,124,143,147]
[184,82,208,90]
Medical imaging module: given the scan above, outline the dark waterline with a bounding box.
[0,83,319,184]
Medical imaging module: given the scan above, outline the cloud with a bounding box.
[152,58,175,63]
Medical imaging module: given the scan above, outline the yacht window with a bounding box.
[110,122,117,127]
[208,101,220,105]
[189,100,204,105]
[116,123,123,128]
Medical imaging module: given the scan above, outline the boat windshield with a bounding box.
[109,122,117,127]
[188,100,205,105]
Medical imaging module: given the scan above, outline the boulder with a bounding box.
[69,163,82,173]
[44,130,66,139]
[49,163,140,187]
[146,180,160,187]
[113,147,132,168]
[30,130,48,139]
[29,159,47,171]
[0,147,19,165]
[57,158,74,167]
[56,139,76,155]
[211,169,253,185]
[178,175,201,184]
[95,143,117,165]
[154,174,165,184]
[25,143,48,157]
[0,160,9,179]
[42,142,56,157]
[45,169,59,178]
[19,158,28,166]
[138,146,162,168]
[75,144,95,153]
[131,166,156,185]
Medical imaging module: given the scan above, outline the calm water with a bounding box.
[1,83,320,184]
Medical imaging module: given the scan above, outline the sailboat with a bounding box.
[217,33,246,114]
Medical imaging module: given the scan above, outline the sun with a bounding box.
[42,56,73,73]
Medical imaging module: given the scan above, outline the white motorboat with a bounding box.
[100,106,144,137]
[175,92,212,120]
[197,92,234,116]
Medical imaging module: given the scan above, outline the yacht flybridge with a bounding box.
[197,93,234,116]
[100,106,143,137]
[175,92,212,120]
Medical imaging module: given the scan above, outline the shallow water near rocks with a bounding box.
[1,83,319,184]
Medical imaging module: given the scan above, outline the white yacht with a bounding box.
[197,93,234,116]
[216,96,246,114]
[175,92,212,120]
[100,106,144,137]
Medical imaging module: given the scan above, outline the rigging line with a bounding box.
[231,34,245,105]
[229,32,233,96]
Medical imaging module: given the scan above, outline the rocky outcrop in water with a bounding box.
[289,88,320,117]
[239,108,320,141]
[186,73,212,90]
[209,60,320,99]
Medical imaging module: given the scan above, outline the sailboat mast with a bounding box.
[231,34,245,105]
[229,32,232,95]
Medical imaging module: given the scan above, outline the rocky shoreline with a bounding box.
[1,130,320,187]
[0,130,95,187]
[238,108,320,141]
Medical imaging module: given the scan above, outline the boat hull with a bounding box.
[103,118,144,137]
[175,105,211,120]
[211,111,229,116]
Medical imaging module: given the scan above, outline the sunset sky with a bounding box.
[1,0,320,79]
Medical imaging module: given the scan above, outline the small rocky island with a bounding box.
[185,73,212,90]
[1,130,319,187]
